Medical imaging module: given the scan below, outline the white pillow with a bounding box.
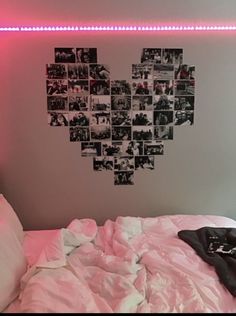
[0,194,24,243]
[0,221,27,311]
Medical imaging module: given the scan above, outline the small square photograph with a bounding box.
[55,48,76,63]
[112,126,132,141]
[102,141,123,156]
[48,112,68,126]
[81,142,101,157]
[162,48,183,65]
[174,96,194,111]
[154,80,173,95]
[133,126,153,141]
[174,110,194,126]
[132,80,153,95]
[90,80,110,95]
[111,80,131,95]
[175,80,195,96]
[141,48,162,64]
[93,157,114,171]
[68,80,89,94]
[69,112,90,126]
[111,96,131,110]
[153,95,174,110]
[132,64,153,80]
[122,141,143,156]
[153,64,174,80]
[91,111,111,126]
[89,64,110,80]
[46,79,67,95]
[154,110,174,126]
[114,156,134,171]
[132,96,153,111]
[91,125,111,140]
[76,48,97,63]
[132,111,153,126]
[144,141,164,155]
[111,111,131,126]
[69,95,89,111]
[114,171,134,185]
[47,96,68,111]
[68,64,89,79]
[135,156,154,170]
[154,126,173,140]
[175,64,195,80]
[90,95,111,111]
[46,64,67,79]
[70,126,90,141]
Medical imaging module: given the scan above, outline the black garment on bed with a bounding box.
[178,227,236,297]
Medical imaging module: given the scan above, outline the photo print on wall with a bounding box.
[46,47,195,185]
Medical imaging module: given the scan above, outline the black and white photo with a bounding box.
[55,48,76,63]
[114,171,134,185]
[93,157,113,171]
[70,126,90,141]
[91,111,111,126]
[132,96,153,111]
[111,96,131,110]
[175,64,195,80]
[132,111,153,126]
[47,79,67,95]
[76,48,97,63]
[153,64,174,80]
[154,110,173,126]
[111,80,131,95]
[102,141,122,156]
[132,80,152,95]
[114,156,134,171]
[154,80,173,95]
[174,110,194,125]
[68,64,88,79]
[135,156,154,170]
[46,64,67,79]
[90,80,110,95]
[48,112,68,126]
[69,112,90,126]
[153,95,174,110]
[141,48,162,64]
[162,48,183,65]
[112,126,132,141]
[90,96,111,111]
[144,141,164,155]
[133,126,153,141]
[122,141,143,156]
[68,80,89,94]
[47,96,68,111]
[154,126,173,140]
[81,142,101,157]
[174,96,194,111]
[132,64,153,80]
[89,64,110,80]
[69,95,89,111]
[175,80,195,95]
[111,111,131,126]
[91,125,111,140]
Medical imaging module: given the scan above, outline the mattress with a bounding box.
[4,215,236,313]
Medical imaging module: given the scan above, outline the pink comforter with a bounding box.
[7,215,236,312]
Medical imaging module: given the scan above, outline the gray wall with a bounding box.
[1,0,236,230]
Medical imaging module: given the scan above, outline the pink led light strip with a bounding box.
[1,25,236,32]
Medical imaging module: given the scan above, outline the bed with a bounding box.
[1,194,236,313]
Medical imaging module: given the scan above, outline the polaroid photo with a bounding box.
[175,64,195,80]
[46,79,67,95]
[132,111,153,126]
[90,95,111,111]
[111,111,131,126]
[141,48,162,64]
[132,64,153,80]
[114,156,134,171]
[76,48,97,63]
[91,125,111,140]
[111,96,131,110]
[55,48,76,63]
[90,111,111,126]
[153,64,174,80]
[153,110,174,126]
[93,157,114,171]
[90,80,110,95]
[162,48,183,65]
[89,64,110,80]
[68,64,89,80]
[81,142,101,157]
[175,80,195,96]
[154,126,173,140]
[47,96,68,111]
[132,80,153,95]
[135,156,154,170]
[70,126,90,141]
[48,112,68,126]
[132,126,153,141]
[69,112,90,126]
[174,96,194,111]
[153,95,174,110]
[68,80,89,94]
[111,80,131,95]
[114,171,134,185]
[132,96,153,111]
[153,80,174,95]
[46,64,67,79]
[69,95,89,111]
[112,126,132,141]
[144,141,164,155]
[174,110,194,126]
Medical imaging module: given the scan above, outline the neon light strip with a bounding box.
[1,25,236,32]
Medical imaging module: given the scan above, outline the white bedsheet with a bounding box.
[4,215,236,313]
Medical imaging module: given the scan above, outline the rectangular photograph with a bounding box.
[90,80,110,95]
[68,80,89,94]
[48,112,68,126]
[174,96,194,111]
[153,95,174,110]
[111,111,131,126]
[47,96,68,111]
[114,156,134,171]
[46,79,67,95]
[102,141,123,156]
[112,126,132,141]
[132,96,153,111]
[154,80,174,95]
[46,64,67,79]
[175,64,195,80]
[114,171,134,185]
[76,48,97,63]
[154,126,173,140]
[135,156,154,170]
[91,125,111,141]
[141,48,162,64]
[133,126,153,141]
[89,64,110,80]
[111,96,131,110]
[90,95,111,111]
[153,64,174,80]
[69,112,90,126]
[93,157,114,171]
[122,141,143,156]
[132,64,153,80]
[81,142,101,157]
[175,80,195,96]
[144,141,164,155]
[132,80,153,95]
[162,48,183,65]
[154,110,174,126]
[111,80,131,95]
[69,95,89,111]
[174,110,194,125]
[55,48,76,63]
[68,64,88,79]
[132,111,153,126]
[91,111,111,126]
[70,126,90,141]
